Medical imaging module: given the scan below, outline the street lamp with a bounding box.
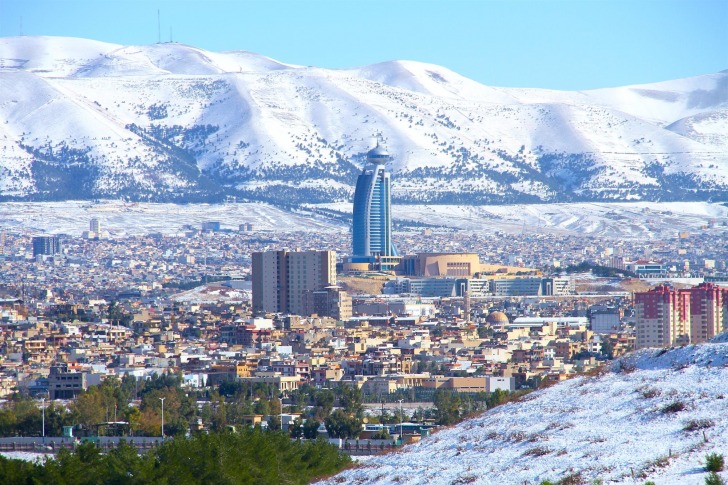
[41,397,45,443]
[159,397,165,439]
[397,399,404,444]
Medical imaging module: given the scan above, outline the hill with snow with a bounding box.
[1,36,727,204]
[324,338,728,485]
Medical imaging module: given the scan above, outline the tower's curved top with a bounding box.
[367,142,390,163]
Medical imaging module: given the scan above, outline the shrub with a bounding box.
[641,388,660,399]
[705,472,726,485]
[370,429,391,440]
[558,472,585,485]
[619,362,636,373]
[660,401,686,413]
[509,431,528,442]
[523,446,552,457]
[706,453,725,472]
[684,419,714,432]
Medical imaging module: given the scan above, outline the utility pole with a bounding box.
[159,397,165,438]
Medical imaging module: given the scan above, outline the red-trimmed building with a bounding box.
[635,283,728,349]
[635,285,690,349]
[689,283,728,344]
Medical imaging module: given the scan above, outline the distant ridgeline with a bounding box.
[1,36,727,204]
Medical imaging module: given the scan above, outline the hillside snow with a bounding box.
[324,340,728,485]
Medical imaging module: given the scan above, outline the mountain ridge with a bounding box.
[1,36,727,204]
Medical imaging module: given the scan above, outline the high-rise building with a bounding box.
[351,142,398,270]
[635,285,690,349]
[252,251,287,314]
[688,283,728,343]
[32,236,60,257]
[252,250,337,315]
[90,218,101,234]
[635,283,728,349]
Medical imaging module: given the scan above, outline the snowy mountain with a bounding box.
[1,36,727,204]
[324,337,728,485]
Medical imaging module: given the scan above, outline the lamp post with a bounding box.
[159,397,165,439]
[397,399,404,444]
[41,397,45,443]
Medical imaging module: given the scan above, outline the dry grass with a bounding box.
[337,275,391,295]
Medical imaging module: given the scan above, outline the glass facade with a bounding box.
[352,143,396,259]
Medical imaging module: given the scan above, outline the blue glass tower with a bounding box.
[352,142,397,261]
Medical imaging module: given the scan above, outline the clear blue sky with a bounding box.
[1,0,726,90]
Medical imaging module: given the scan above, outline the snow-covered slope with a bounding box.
[1,36,727,203]
[324,339,728,485]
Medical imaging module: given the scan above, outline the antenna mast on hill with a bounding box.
[19,16,23,36]
[157,10,161,43]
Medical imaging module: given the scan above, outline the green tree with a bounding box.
[303,418,321,439]
[0,430,352,484]
[433,389,461,425]
[289,417,304,438]
[325,409,362,439]
[486,389,509,408]
[268,415,281,431]
[313,388,335,420]
[0,396,42,436]
[371,428,391,440]
[338,384,364,418]
[706,453,725,472]
[705,472,726,485]
[44,403,73,437]
[124,406,142,436]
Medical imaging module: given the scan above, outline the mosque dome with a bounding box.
[485,311,509,325]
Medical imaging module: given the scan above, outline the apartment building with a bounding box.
[688,283,728,343]
[635,285,690,349]
[252,250,337,315]
[634,283,728,348]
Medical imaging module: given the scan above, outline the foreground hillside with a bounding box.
[1,36,727,203]
[324,338,728,484]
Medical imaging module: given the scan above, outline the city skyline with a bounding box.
[1,0,725,90]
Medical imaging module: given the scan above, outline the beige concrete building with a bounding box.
[398,253,481,277]
[252,251,286,314]
[303,286,352,321]
[240,374,301,393]
[397,253,539,278]
[252,250,336,315]
[287,251,337,315]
